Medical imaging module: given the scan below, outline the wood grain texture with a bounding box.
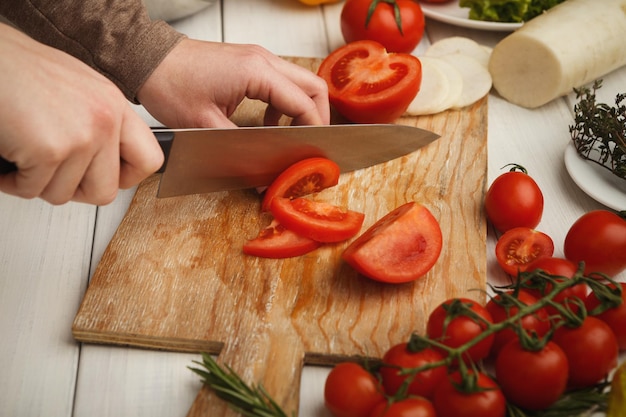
[72,57,488,417]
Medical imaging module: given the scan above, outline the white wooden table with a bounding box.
[1,1,624,416]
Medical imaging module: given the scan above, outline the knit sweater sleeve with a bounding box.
[0,0,186,103]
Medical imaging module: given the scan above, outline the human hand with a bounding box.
[137,39,330,128]
[0,24,164,205]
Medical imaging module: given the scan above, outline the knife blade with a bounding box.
[154,124,440,198]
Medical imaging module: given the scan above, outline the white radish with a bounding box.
[489,0,626,108]
[438,53,492,109]
[406,57,456,115]
[425,36,491,68]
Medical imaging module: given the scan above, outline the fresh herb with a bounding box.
[459,0,565,23]
[570,79,626,181]
[506,384,610,417]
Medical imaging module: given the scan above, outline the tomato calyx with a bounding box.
[501,162,529,174]
[366,0,404,34]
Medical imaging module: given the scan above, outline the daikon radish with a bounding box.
[405,56,463,115]
[489,0,626,108]
[439,53,492,109]
[425,36,491,68]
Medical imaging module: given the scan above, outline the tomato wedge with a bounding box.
[317,40,422,123]
[261,157,340,212]
[243,219,321,258]
[342,202,442,283]
[270,197,364,243]
[495,227,554,276]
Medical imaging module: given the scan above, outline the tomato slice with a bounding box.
[317,40,422,124]
[342,202,442,283]
[495,227,554,276]
[243,219,321,258]
[270,197,364,243]
[261,157,340,212]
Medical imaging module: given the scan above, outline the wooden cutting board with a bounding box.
[72,57,488,417]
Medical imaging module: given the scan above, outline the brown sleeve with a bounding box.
[0,0,186,103]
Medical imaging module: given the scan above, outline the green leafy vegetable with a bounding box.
[459,0,566,23]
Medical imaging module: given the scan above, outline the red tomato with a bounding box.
[341,0,425,53]
[261,157,340,212]
[495,227,554,276]
[379,343,447,399]
[317,40,421,124]
[270,197,364,243]
[426,298,494,363]
[324,362,386,417]
[585,282,626,350]
[369,398,436,417]
[486,290,551,356]
[484,165,544,233]
[552,317,619,388]
[564,210,626,277]
[495,340,569,411]
[242,219,321,258]
[432,371,506,417]
[342,202,442,283]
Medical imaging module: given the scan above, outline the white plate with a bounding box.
[420,2,522,32]
[564,142,626,211]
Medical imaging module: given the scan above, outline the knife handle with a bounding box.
[0,130,174,176]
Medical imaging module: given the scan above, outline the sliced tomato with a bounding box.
[261,157,340,212]
[243,219,321,258]
[495,227,554,276]
[270,197,364,243]
[342,202,442,283]
[317,40,422,124]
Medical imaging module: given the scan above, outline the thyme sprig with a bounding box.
[569,79,626,180]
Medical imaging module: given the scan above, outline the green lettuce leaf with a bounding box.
[458,0,566,23]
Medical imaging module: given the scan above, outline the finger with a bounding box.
[71,144,120,205]
[39,152,93,205]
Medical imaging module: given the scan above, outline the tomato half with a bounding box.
[484,165,543,233]
[585,282,626,350]
[495,340,569,411]
[432,371,506,417]
[379,342,447,399]
[261,157,340,212]
[342,202,442,283]
[270,197,364,243]
[369,398,436,417]
[317,40,421,124]
[324,362,386,417]
[494,227,554,276]
[564,210,626,277]
[242,219,321,258]
[341,0,426,53]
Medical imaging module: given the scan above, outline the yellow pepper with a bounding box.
[298,0,342,5]
[608,362,626,417]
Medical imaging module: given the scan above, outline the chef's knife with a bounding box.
[154,124,439,198]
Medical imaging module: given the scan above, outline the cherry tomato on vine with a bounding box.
[484,164,543,233]
[495,227,554,276]
[341,0,426,53]
[324,362,386,417]
[379,342,447,399]
[564,210,626,277]
[432,371,506,417]
[552,317,619,388]
[368,397,436,417]
[243,219,321,258]
[426,298,494,363]
[317,40,421,124]
[495,340,569,411]
[585,282,626,350]
[261,157,340,212]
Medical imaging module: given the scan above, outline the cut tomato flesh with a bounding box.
[495,227,555,276]
[243,219,321,258]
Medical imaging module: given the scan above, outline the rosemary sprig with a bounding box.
[189,353,291,417]
[569,79,626,180]
[506,383,610,417]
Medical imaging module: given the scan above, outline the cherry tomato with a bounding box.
[495,227,554,276]
[585,282,626,350]
[324,362,386,417]
[342,202,442,283]
[242,219,321,258]
[270,197,364,243]
[379,342,447,399]
[486,290,551,356]
[369,397,436,417]
[495,340,569,411]
[564,210,626,277]
[484,165,544,233]
[341,0,425,53]
[552,316,619,388]
[317,40,421,124]
[261,157,340,212]
[426,298,494,363]
[432,371,506,417]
